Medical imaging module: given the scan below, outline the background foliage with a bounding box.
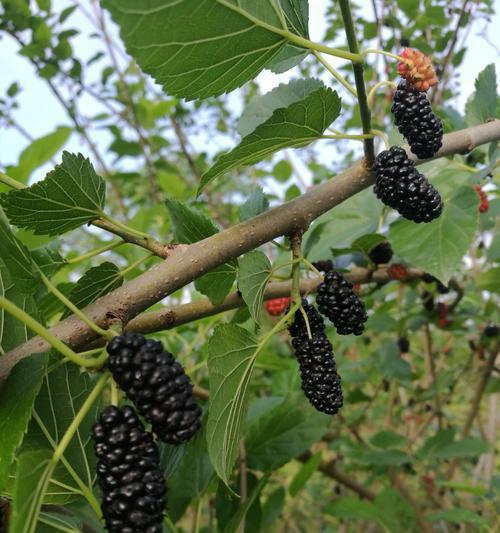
[0,0,499,532]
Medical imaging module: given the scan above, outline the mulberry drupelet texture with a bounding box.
[316,270,368,335]
[107,332,202,445]
[291,333,343,415]
[288,302,343,415]
[373,146,443,223]
[92,405,166,533]
[391,81,443,159]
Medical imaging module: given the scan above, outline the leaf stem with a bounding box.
[40,273,113,340]
[322,133,375,141]
[300,257,324,279]
[370,129,391,150]
[290,234,302,308]
[313,51,358,96]
[0,296,104,368]
[100,213,152,240]
[216,0,363,63]
[338,0,375,165]
[361,48,404,61]
[29,373,108,530]
[66,240,123,264]
[0,172,24,190]
[110,379,119,406]
[367,80,397,108]
[120,254,151,278]
[32,411,102,518]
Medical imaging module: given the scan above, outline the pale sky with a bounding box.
[0,0,498,174]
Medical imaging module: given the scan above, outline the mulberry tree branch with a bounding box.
[1,121,499,383]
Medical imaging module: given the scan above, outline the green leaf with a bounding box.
[194,263,237,306]
[0,209,40,293]
[165,198,218,243]
[62,262,123,319]
[21,364,103,504]
[207,324,259,485]
[238,251,272,324]
[0,355,47,491]
[0,257,37,355]
[466,64,497,125]
[289,451,322,496]
[166,420,213,522]
[224,472,271,533]
[370,431,408,449]
[245,394,330,472]
[199,81,341,192]
[476,267,500,293]
[30,243,66,278]
[430,438,490,459]
[350,448,410,466]
[1,152,106,236]
[326,497,382,522]
[238,79,324,137]
[103,0,306,100]
[166,199,236,304]
[374,488,416,532]
[7,126,72,183]
[304,189,383,260]
[426,508,488,528]
[239,188,270,222]
[389,186,478,284]
[9,449,52,533]
[352,233,388,257]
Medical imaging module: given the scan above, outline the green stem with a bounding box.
[290,234,302,308]
[371,129,391,150]
[0,172,24,190]
[300,257,324,279]
[216,0,363,63]
[322,133,375,141]
[40,273,113,340]
[32,411,102,518]
[0,296,103,368]
[338,0,375,165]
[367,80,397,108]
[313,51,358,96]
[110,379,119,406]
[120,254,150,277]
[361,48,404,61]
[100,213,152,240]
[164,515,181,533]
[30,374,109,531]
[66,240,123,264]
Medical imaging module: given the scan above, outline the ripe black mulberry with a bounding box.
[368,241,393,265]
[392,81,443,159]
[373,146,443,223]
[316,270,367,335]
[92,405,166,533]
[107,332,202,444]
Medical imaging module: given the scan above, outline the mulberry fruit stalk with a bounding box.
[373,146,443,223]
[391,81,443,159]
[288,301,343,415]
[92,405,167,533]
[107,332,202,444]
[316,270,368,335]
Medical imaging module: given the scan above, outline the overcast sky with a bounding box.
[0,0,498,173]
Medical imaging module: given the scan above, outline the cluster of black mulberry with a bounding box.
[373,54,444,224]
[92,406,167,533]
[288,300,343,415]
[316,270,368,335]
[392,80,443,159]
[91,333,203,532]
[107,332,202,445]
[373,147,443,223]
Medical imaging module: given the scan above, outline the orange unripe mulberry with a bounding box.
[397,48,438,92]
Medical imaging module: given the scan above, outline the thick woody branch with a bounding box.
[126,267,424,334]
[1,121,499,383]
